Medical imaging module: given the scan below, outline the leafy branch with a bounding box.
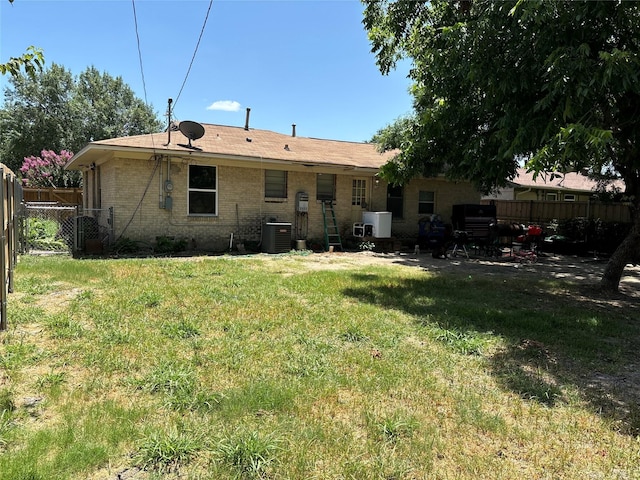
[0,46,44,80]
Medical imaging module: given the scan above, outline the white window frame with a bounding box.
[563,194,576,202]
[546,192,558,201]
[188,165,218,216]
[351,179,366,207]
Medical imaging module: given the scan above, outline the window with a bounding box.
[265,170,287,199]
[316,174,336,201]
[352,179,366,207]
[546,192,557,201]
[418,190,435,215]
[188,165,217,215]
[387,184,403,219]
[564,194,576,202]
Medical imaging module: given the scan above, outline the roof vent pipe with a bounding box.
[244,108,251,131]
[292,124,296,137]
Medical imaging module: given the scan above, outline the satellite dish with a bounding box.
[178,121,205,150]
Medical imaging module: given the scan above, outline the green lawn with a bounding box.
[0,253,638,479]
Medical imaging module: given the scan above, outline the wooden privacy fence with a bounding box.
[481,199,632,225]
[0,165,20,331]
[22,187,82,205]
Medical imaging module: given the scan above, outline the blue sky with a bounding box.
[1,0,414,143]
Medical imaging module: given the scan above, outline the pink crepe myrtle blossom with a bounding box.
[20,150,81,188]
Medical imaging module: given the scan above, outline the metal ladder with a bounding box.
[321,200,343,251]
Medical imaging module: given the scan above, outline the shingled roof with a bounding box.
[510,168,625,192]
[66,123,397,171]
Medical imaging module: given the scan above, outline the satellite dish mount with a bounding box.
[178,121,205,150]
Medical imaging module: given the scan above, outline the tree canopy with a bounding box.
[0,63,163,173]
[363,0,640,292]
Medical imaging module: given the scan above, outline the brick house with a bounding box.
[485,168,625,202]
[65,119,481,252]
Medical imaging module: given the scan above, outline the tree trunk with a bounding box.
[600,203,640,293]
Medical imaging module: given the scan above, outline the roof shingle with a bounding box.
[68,123,397,170]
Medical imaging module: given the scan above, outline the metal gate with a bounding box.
[22,203,113,254]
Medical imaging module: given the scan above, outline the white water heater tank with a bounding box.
[362,212,392,238]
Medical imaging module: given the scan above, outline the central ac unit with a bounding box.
[262,222,292,254]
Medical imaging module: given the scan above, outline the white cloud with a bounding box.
[206,100,241,112]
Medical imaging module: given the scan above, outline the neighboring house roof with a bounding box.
[508,168,625,193]
[66,122,397,172]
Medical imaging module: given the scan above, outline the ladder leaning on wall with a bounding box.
[321,200,343,252]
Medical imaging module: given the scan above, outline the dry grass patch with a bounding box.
[1,252,638,479]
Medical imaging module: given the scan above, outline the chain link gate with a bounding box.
[78,207,114,254]
[22,203,113,255]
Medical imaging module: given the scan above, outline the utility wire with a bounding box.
[131,0,150,108]
[116,156,161,242]
[131,0,158,146]
[173,0,214,111]
[118,0,161,243]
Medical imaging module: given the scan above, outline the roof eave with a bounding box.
[65,143,384,173]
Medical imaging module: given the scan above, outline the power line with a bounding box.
[131,0,157,149]
[173,0,214,111]
[116,155,161,242]
[131,0,149,107]
[119,0,160,242]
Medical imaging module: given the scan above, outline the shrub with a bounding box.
[155,236,187,254]
[26,218,68,251]
[553,217,632,255]
[111,237,140,254]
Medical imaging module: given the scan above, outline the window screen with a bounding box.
[316,174,336,201]
[265,170,287,198]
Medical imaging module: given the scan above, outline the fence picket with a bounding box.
[481,200,631,225]
[1,165,19,331]
[22,187,82,205]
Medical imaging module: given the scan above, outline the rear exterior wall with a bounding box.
[97,156,480,251]
[379,178,482,241]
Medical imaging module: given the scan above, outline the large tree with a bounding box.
[75,66,163,143]
[1,64,78,170]
[363,0,640,292]
[0,63,163,173]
